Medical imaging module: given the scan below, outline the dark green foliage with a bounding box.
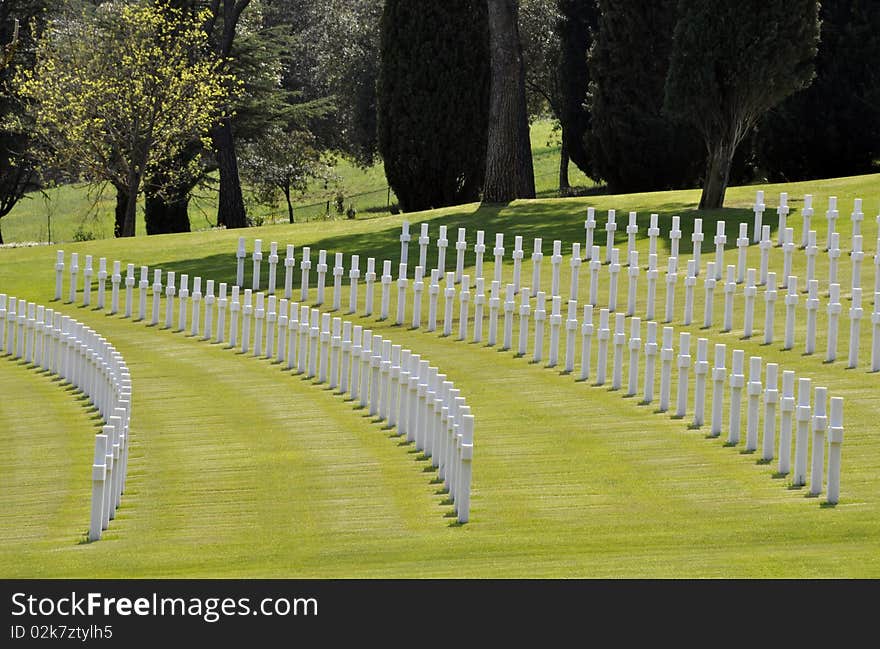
[754,0,880,182]
[665,0,820,208]
[378,0,489,213]
[585,0,703,194]
[555,0,597,177]
[0,0,49,244]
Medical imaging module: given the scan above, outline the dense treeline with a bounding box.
[0,0,874,241]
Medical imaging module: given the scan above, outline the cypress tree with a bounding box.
[754,0,880,182]
[585,0,703,194]
[378,0,489,213]
[555,0,597,179]
[665,0,820,209]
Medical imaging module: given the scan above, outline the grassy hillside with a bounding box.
[1,173,878,577]
[0,119,594,244]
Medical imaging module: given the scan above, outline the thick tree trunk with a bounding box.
[113,183,128,238]
[122,173,139,238]
[145,188,192,235]
[213,117,248,229]
[483,0,535,203]
[699,139,735,210]
[559,137,571,196]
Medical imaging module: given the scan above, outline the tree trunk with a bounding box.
[483,0,536,203]
[122,173,139,237]
[283,185,294,224]
[113,183,128,238]
[145,188,192,235]
[0,221,4,245]
[699,139,735,210]
[559,137,571,196]
[213,117,248,229]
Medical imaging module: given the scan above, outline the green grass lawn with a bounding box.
[0,119,594,244]
[1,173,878,578]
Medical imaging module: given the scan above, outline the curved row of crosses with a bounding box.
[48,252,475,525]
[0,292,131,541]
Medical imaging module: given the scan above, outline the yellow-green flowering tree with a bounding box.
[16,2,231,236]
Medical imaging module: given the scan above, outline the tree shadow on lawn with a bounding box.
[141,203,764,293]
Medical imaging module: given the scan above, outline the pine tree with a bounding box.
[378,0,489,213]
[665,0,820,209]
[585,0,703,194]
[754,0,880,182]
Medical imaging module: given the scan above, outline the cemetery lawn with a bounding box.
[1,173,879,578]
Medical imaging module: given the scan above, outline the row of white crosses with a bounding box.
[238,227,880,372]
[228,242,847,502]
[0,293,132,541]
[52,253,475,524]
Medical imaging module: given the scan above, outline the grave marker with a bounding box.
[503,283,516,351]
[97,258,107,309]
[693,338,709,427]
[676,332,691,418]
[826,397,844,504]
[458,274,471,341]
[848,288,863,368]
[83,255,93,307]
[517,287,531,356]
[611,312,625,389]
[177,274,189,333]
[753,190,765,243]
[348,255,360,314]
[229,285,240,348]
[825,196,838,251]
[850,198,864,242]
[267,242,278,295]
[828,232,841,289]
[380,260,392,320]
[419,223,430,271]
[784,277,799,350]
[762,363,779,462]
[670,216,682,261]
[137,266,148,321]
[627,250,639,317]
[493,233,505,286]
[549,296,563,368]
[320,313,333,382]
[252,239,263,291]
[743,268,757,338]
[692,218,704,275]
[809,386,828,496]
[793,378,811,486]
[664,256,678,324]
[300,247,312,303]
[589,245,601,306]
[443,272,456,337]
[512,235,524,293]
[580,304,594,381]
[164,271,176,329]
[488,280,501,346]
[605,210,617,263]
[412,266,424,329]
[473,277,486,343]
[800,194,813,248]
[400,221,411,266]
[565,299,578,373]
[728,349,745,445]
[646,253,658,321]
[437,226,448,276]
[736,223,749,284]
[284,244,295,299]
[851,235,864,292]
[332,252,344,311]
[585,208,596,260]
[778,370,795,475]
[110,261,121,315]
[474,231,486,280]
[427,269,440,332]
[364,258,376,316]
[704,261,717,328]
[191,277,202,338]
[241,288,253,355]
[872,291,880,372]
[596,308,610,386]
[236,237,246,287]
[683,259,696,325]
[758,225,772,286]
[216,283,227,344]
[315,250,328,306]
[643,321,658,404]
[776,192,789,246]
[714,222,727,280]
[395,262,408,326]
[745,356,762,452]
[627,317,642,397]
[826,283,842,362]
[455,228,467,283]
[627,211,638,262]
[533,291,547,363]
[658,326,674,412]
[532,238,543,294]
[570,242,582,300]
[722,265,736,333]
[54,250,64,301]
[648,213,659,259]
[608,248,621,312]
